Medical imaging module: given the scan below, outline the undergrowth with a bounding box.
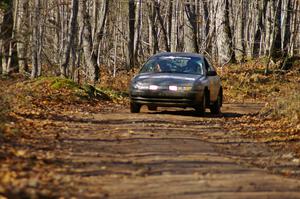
[8,77,129,116]
[0,76,12,140]
[260,89,300,125]
[0,95,8,140]
[220,60,300,125]
[99,70,134,92]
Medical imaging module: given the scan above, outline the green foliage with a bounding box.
[50,78,79,90]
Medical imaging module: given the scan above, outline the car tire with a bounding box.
[195,92,207,115]
[130,102,141,113]
[210,89,222,114]
[148,105,157,111]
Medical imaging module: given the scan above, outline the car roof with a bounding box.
[151,52,205,59]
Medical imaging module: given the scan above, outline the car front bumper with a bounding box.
[130,89,204,107]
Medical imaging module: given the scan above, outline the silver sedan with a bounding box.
[129,52,223,114]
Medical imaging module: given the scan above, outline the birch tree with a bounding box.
[79,0,99,83]
[92,0,109,64]
[1,0,13,74]
[253,0,267,57]
[31,0,41,78]
[281,0,292,54]
[134,0,142,62]
[60,0,79,78]
[1,0,300,79]
[269,0,282,59]
[234,0,245,61]
[215,0,235,64]
[16,0,29,73]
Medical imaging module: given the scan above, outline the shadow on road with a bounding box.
[148,110,246,118]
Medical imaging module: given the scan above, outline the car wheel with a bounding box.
[210,90,222,114]
[148,105,157,111]
[195,92,207,115]
[130,102,141,113]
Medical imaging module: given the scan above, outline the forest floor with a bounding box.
[0,62,300,198]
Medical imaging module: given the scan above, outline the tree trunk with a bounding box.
[6,0,19,73]
[134,0,142,63]
[1,0,13,74]
[269,0,282,59]
[127,0,135,70]
[253,0,267,57]
[31,0,41,78]
[281,0,292,55]
[215,0,235,65]
[184,0,199,53]
[148,2,159,55]
[60,0,79,78]
[177,2,185,52]
[201,0,210,52]
[171,0,179,52]
[79,0,99,83]
[234,0,245,61]
[93,0,109,60]
[16,0,29,74]
[155,0,170,52]
[167,0,173,51]
[264,0,273,56]
[289,0,299,56]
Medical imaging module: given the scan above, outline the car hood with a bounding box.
[133,73,204,86]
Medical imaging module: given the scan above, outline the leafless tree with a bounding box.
[60,0,79,78]
[1,0,300,78]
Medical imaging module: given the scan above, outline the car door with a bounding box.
[203,58,220,102]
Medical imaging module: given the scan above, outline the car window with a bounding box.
[140,56,205,75]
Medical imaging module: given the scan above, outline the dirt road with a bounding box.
[3,103,300,198]
[0,104,300,199]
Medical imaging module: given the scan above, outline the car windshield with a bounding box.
[140,56,205,75]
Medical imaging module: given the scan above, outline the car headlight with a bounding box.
[149,85,158,90]
[132,82,149,90]
[169,85,192,91]
[169,85,178,91]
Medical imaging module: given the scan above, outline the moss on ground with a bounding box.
[50,78,79,90]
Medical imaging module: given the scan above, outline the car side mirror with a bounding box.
[207,71,217,76]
